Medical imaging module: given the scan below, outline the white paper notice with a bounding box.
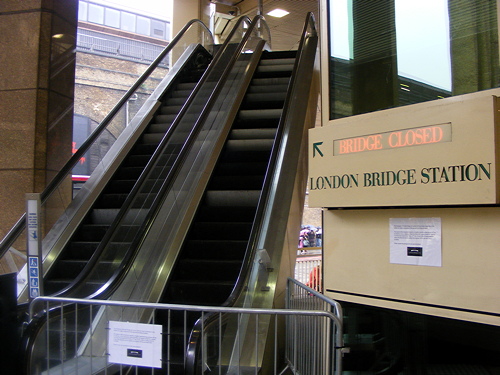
[108,321,162,368]
[390,218,442,267]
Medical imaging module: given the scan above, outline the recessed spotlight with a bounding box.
[267,9,289,18]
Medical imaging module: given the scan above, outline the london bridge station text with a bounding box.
[309,163,492,190]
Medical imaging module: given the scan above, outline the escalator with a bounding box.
[18,14,319,375]
[43,48,212,297]
[155,50,305,374]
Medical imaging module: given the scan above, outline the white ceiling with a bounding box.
[214,0,319,51]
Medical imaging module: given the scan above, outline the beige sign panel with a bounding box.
[323,208,500,326]
[309,91,500,207]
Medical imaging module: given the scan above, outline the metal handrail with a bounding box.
[54,14,258,299]
[0,19,213,260]
[186,12,318,373]
[285,277,345,375]
[286,277,343,323]
[29,295,341,323]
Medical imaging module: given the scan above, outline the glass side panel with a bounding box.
[328,0,499,120]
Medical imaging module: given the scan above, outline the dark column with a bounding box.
[351,0,399,115]
[449,0,499,95]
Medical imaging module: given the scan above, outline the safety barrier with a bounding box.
[27,291,343,375]
[285,277,345,375]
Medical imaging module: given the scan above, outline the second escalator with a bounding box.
[155,50,297,374]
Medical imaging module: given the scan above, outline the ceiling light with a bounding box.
[267,9,289,18]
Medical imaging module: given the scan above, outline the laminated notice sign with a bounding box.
[390,218,442,267]
[108,321,162,368]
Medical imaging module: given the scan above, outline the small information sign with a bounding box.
[26,194,42,300]
[108,321,162,368]
[390,217,442,267]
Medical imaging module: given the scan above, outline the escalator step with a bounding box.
[96,192,158,209]
[183,240,247,260]
[225,139,275,152]
[63,241,131,261]
[204,190,261,207]
[175,259,242,281]
[166,97,187,106]
[208,175,264,190]
[106,179,162,194]
[195,205,257,222]
[140,133,166,145]
[64,241,98,259]
[124,153,174,168]
[167,280,235,305]
[189,221,253,240]
[132,142,182,155]
[238,109,282,121]
[90,208,148,225]
[48,260,115,280]
[250,77,290,87]
[229,128,277,140]
[113,165,171,180]
[259,58,296,66]
[177,82,197,91]
[147,123,171,134]
[243,92,287,106]
[254,66,293,78]
[261,50,297,60]
[160,105,182,115]
[171,89,192,98]
[74,224,109,241]
[214,161,268,176]
[248,83,289,94]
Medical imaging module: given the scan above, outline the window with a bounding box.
[327,0,499,120]
[105,8,120,29]
[88,3,104,24]
[136,16,151,36]
[121,12,136,32]
[152,20,166,38]
[78,1,88,21]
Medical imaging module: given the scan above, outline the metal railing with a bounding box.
[294,253,322,291]
[0,19,213,274]
[26,293,342,375]
[77,29,168,65]
[285,278,345,375]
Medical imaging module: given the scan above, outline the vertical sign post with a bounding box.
[26,193,43,301]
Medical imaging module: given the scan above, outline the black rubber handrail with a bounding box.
[54,15,255,299]
[186,12,318,374]
[0,19,213,260]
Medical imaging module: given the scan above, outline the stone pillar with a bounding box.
[0,0,78,273]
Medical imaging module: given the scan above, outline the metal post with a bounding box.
[257,0,263,16]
